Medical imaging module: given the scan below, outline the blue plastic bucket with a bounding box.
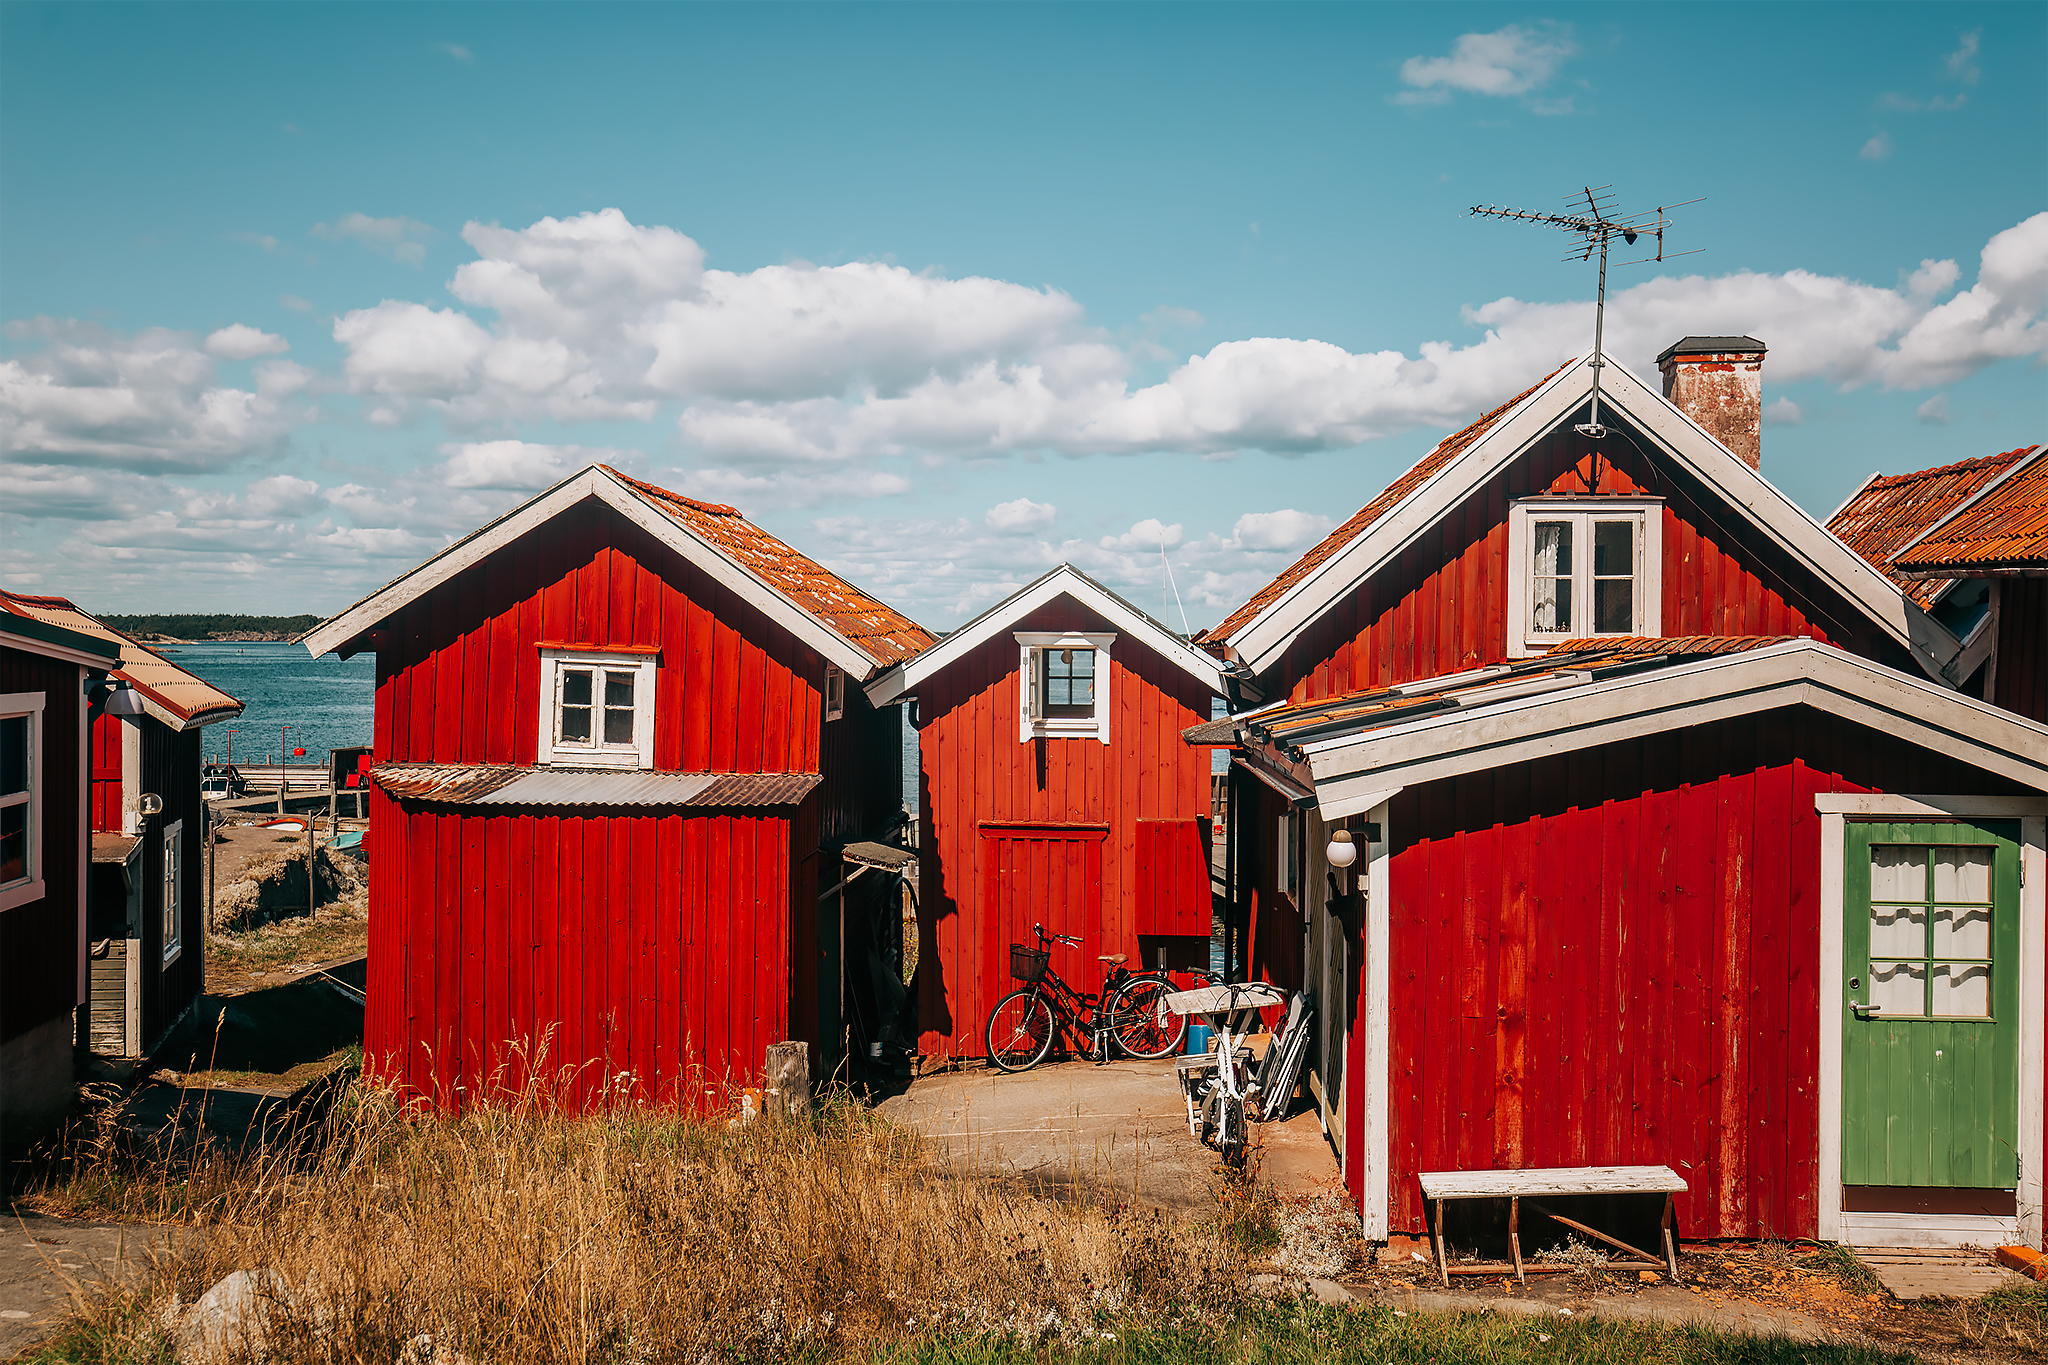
[1185,1022,1213,1055]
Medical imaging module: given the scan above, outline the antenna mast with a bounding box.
[1469,186,1701,440]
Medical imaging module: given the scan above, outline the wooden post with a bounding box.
[307,813,317,921]
[1661,1193,1679,1279]
[1434,1197,1449,1288]
[1510,1195,1524,1283]
[764,1040,811,1119]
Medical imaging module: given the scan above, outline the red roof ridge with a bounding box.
[597,465,740,516]
[1197,360,1576,647]
[1863,447,2034,491]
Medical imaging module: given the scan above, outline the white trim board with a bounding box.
[1360,797,1395,1240]
[301,465,884,677]
[1302,641,2048,818]
[1815,795,2047,1247]
[865,563,1224,707]
[1224,355,1926,676]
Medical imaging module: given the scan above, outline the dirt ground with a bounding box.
[202,821,367,999]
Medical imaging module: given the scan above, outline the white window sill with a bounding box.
[0,878,47,914]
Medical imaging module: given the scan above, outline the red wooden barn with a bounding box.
[302,465,933,1108]
[1190,337,2048,1249]
[863,565,1224,1058]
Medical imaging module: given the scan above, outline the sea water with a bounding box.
[170,640,922,809]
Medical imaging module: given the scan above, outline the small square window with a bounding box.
[537,650,656,768]
[1015,632,1115,743]
[1041,647,1096,718]
[1506,500,1662,655]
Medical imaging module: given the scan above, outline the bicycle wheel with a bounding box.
[1105,976,1187,1059]
[985,990,1057,1072]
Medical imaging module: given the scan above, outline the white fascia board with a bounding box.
[301,466,877,677]
[1319,784,1403,822]
[864,564,1224,707]
[0,626,119,671]
[1303,641,2048,804]
[1231,358,1920,674]
[1232,358,1593,672]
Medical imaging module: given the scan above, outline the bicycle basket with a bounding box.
[1009,944,1050,985]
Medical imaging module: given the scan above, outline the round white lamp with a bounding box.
[1326,829,1358,868]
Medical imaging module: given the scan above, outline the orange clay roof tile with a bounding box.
[1893,447,2048,575]
[1197,362,1574,647]
[602,467,937,668]
[1826,447,2037,606]
[0,590,243,728]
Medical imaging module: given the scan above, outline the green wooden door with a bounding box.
[1843,820,2022,1188]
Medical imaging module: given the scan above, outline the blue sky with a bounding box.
[4,2,2043,629]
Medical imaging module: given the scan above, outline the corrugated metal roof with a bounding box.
[1197,362,1574,648]
[370,763,821,808]
[1826,447,2035,606]
[603,468,936,669]
[0,590,244,731]
[1894,447,2048,576]
[1185,635,1795,750]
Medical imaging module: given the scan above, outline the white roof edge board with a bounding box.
[1301,640,2048,801]
[300,465,878,677]
[1822,470,1884,529]
[864,563,1225,707]
[1317,784,1403,822]
[1229,356,1920,674]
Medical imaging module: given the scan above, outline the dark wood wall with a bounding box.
[0,646,85,1046]
[1995,577,2046,724]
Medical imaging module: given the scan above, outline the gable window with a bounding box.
[537,649,657,769]
[1505,498,1662,655]
[824,665,845,722]
[1016,631,1115,743]
[0,696,44,914]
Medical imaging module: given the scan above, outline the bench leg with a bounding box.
[1661,1193,1679,1280]
[1510,1195,1524,1284]
[1434,1198,1449,1288]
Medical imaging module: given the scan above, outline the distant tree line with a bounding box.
[102,613,322,640]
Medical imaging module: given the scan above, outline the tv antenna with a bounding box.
[1469,186,1702,440]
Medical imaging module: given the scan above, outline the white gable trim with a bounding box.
[1302,641,2048,814]
[864,564,1224,707]
[1228,357,1921,674]
[300,466,879,676]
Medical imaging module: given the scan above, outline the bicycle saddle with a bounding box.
[1097,953,1127,965]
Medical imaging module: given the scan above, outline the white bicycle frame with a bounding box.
[1166,982,1287,1142]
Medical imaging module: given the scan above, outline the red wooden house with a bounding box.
[301,465,933,1108]
[1189,338,2048,1249]
[0,606,121,1154]
[863,565,1224,1058]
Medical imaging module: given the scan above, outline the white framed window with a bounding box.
[0,693,45,914]
[824,665,845,723]
[536,648,657,769]
[1015,631,1115,744]
[1505,498,1663,656]
[162,819,184,967]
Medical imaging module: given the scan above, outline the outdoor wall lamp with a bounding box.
[1326,830,1358,868]
[85,675,146,716]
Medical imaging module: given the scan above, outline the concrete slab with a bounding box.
[877,1056,1220,1215]
[1348,1280,1840,1344]
[1255,1105,1345,1200]
[1853,1246,2028,1300]
[0,1212,176,1359]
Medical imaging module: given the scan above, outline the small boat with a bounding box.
[260,818,308,833]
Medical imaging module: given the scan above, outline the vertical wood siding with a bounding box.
[1269,425,1907,705]
[137,725,204,1048]
[913,596,1214,1055]
[1376,708,2033,1240]
[89,712,121,833]
[365,796,796,1108]
[1995,578,2046,724]
[1134,818,1211,936]
[0,647,85,1045]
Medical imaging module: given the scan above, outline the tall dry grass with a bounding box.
[20,1070,1244,1363]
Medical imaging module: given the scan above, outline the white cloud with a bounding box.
[280,294,315,313]
[437,42,474,63]
[1233,509,1335,550]
[1861,132,1894,161]
[312,212,436,266]
[1395,25,1575,105]
[1946,30,1982,84]
[203,324,289,360]
[985,497,1057,533]
[1879,92,1967,112]
[437,439,633,491]
[1762,398,1803,427]
[1917,394,1952,425]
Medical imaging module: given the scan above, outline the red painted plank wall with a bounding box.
[1995,577,2046,724]
[1134,818,1211,936]
[89,712,121,833]
[369,499,823,775]
[1269,424,1904,706]
[364,790,797,1110]
[1373,708,2034,1240]
[912,595,1214,1056]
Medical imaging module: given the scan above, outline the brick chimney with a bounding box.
[1656,336,1766,470]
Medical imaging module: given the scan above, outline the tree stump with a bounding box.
[765,1040,811,1119]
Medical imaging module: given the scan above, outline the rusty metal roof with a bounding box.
[370,763,821,808]
[0,590,244,731]
[1197,362,1574,648]
[603,468,935,669]
[1893,446,2048,576]
[1184,635,1795,750]
[1826,447,2035,606]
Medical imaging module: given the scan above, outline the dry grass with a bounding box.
[15,1072,1240,1362]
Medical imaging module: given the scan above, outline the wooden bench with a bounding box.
[1417,1165,1686,1286]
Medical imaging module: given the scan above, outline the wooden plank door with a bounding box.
[981,827,1105,1042]
[1843,819,2022,1189]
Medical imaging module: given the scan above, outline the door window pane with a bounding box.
[1531,522,1572,633]
[1934,846,1993,903]
[1869,901,1927,960]
[1870,846,1925,903]
[1932,963,1992,1018]
[1868,959,1926,1017]
[603,671,636,744]
[1933,903,1992,960]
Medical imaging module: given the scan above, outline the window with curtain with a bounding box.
[1507,500,1661,653]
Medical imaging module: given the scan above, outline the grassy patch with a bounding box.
[206,904,366,987]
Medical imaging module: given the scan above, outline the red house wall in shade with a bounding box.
[912,595,1215,1056]
[1995,578,2047,725]
[1367,709,2033,1240]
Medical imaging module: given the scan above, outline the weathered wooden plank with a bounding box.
[1420,1165,1688,1199]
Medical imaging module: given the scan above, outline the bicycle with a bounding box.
[984,923,1214,1073]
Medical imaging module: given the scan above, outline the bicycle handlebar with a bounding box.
[1032,922,1083,948]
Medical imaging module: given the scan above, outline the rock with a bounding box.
[174,1269,282,1364]
[1307,1277,1355,1305]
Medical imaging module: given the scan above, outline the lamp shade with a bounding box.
[1326,829,1358,868]
[102,682,147,717]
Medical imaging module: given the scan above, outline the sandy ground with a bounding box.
[0,1213,180,1360]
